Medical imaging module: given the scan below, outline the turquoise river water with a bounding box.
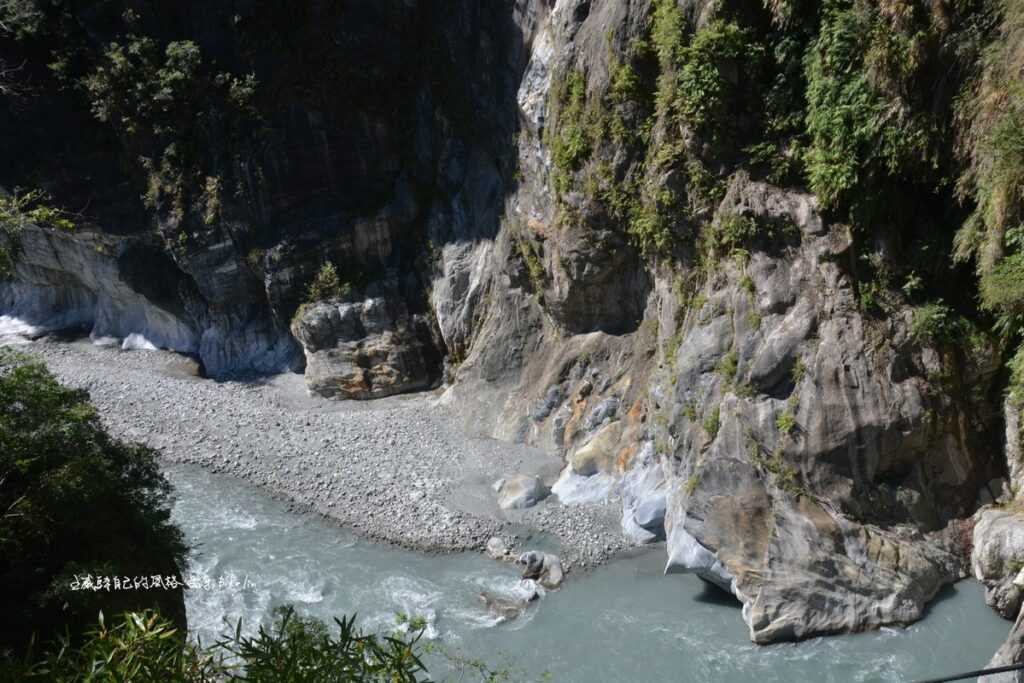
[167,463,1009,683]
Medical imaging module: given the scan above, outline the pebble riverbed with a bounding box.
[24,340,630,570]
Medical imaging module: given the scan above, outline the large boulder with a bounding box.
[569,421,623,476]
[290,282,442,400]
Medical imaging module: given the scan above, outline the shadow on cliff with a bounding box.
[0,0,539,384]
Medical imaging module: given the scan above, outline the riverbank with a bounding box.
[25,341,630,570]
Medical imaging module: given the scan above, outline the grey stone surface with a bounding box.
[518,550,563,589]
[496,474,548,510]
[291,285,441,400]
[981,607,1024,682]
[0,225,299,376]
[486,536,510,560]
[619,442,669,543]
[551,466,614,505]
[974,509,1024,619]
[654,175,995,643]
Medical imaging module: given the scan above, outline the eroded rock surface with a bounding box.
[495,474,549,510]
[982,611,1024,682]
[975,509,1024,619]
[0,225,299,376]
[291,283,442,400]
[655,176,995,642]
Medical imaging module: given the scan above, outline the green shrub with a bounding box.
[395,612,428,633]
[628,192,676,257]
[791,358,806,386]
[1008,343,1024,409]
[664,329,684,369]
[651,0,686,72]
[740,273,755,295]
[517,238,547,296]
[0,189,76,276]
[609,61,642,106]
[653,1,763,140]
[717,350,738,384]
[0,189,75,233]
[0,351,186,652]
[776,409,797,435]
[83,36,257,229]
[711,214,760,257]
[0,0,44,39]
[802,0,934,210]
[549,70,592,193]
[10,610,219,682]
[856,250,900,314]
[8,607,430,682]
[703,405,721,439]
[676,21,763,142]
[982,254,1024,316]
[746,309,762,330]
[305,262,351,303]
[227,608,426,682]
[910,300,970,345]
[749,440,804,496]
[954,1,1024,317]
[245,248,265,272]
[768,448,802,496]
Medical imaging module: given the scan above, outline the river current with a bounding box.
[167,463,1009,682]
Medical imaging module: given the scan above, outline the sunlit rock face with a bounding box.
[0,224,299,375]
[290,278,443,400]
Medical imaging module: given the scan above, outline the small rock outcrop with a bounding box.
[486,536,512,560]
[974,508,1024,619]
[619,442,668,543]
[0,225,300,375]
[981,607,1024,683]
[478,580,541,623]
[518,550,564,589]
[495,474,549,510]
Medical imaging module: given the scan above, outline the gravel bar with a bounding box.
[24,341,633,570]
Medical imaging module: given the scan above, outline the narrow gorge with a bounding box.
[3,0,1024,679]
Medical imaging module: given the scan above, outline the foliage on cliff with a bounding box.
[83,36,258,232]
[1,0,260,247]
[541,0,1014,355]
[546,0,990,257]
[0,188,75,277]
[0,351,186,654]
[955,0,1024,319]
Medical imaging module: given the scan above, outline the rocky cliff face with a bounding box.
[655,176,995,641]
[1,0,1018,647]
